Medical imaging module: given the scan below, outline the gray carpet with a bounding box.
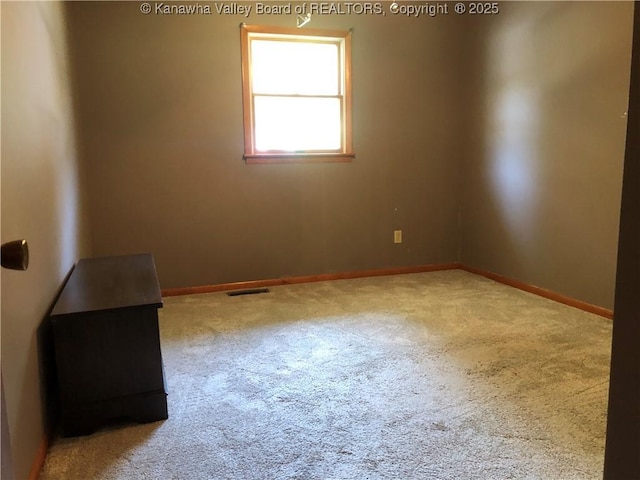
[40,270,612,479]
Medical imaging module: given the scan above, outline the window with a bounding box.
[240,24,354,164]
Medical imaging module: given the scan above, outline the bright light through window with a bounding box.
[251,41,339,96]
[240,25,353,163]
[254,96,341,151]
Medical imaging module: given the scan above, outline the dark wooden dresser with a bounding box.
[51,253,168,436]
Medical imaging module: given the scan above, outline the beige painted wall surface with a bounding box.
[1,2,91,478]
[461,2,634,309]
[66,3,466,289]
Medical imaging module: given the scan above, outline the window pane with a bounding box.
[251,40,339,95]
[254,96,341,151]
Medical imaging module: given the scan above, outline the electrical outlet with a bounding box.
[394,230,402,244]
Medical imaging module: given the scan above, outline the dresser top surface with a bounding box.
[51,253,163,317]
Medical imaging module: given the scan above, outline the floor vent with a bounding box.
[227,288,270,297]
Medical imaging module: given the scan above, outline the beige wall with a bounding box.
[66,3,467,289]
[461,2,634,309]
[67,2,633,307]
[1,2,91,478]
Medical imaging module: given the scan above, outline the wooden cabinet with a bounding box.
[51,254,168,436]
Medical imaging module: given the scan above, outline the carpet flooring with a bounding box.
[40,270,612,479]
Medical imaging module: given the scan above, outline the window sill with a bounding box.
[244,153,355,164]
